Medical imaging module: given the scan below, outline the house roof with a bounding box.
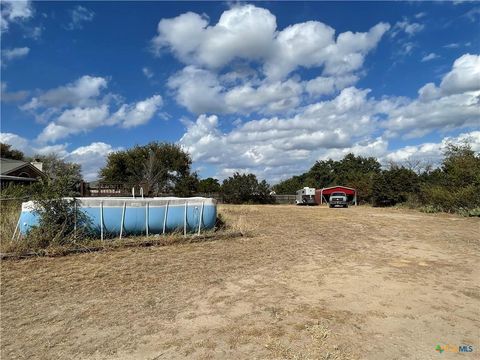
[0,158,45,177]
[0,174,39,182]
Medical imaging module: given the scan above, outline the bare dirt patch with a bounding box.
[1,205,479,359]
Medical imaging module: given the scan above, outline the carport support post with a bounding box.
[320,189,323,205]
[354,191,357,206]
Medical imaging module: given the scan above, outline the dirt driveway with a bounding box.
[1,205,479,359]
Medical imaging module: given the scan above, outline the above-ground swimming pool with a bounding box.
[16,197,217,239]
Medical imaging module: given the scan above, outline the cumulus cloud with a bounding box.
[22,75,108,111]
[111,95,163,128]
[37,105,110,143]
[176,53,480,181]
[156,5,389,116]
[265,21,390,79]
[418,54,480,100]
[66,5,95,30]
[305,75,359,97]
[152,5,277,69]
[153,4,389,80]
[385,55,480,137]
[179,87,384,180]
[66,142,122,180]
[36,95,163,143]
[168,66,225,114]
[0,0,33,33]
[385,131,480,164]
[19,75,163,142]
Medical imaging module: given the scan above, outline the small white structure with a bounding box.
[296,187,316,205]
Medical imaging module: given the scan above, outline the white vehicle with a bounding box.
[329,191,348,208]
[296,187,316,205]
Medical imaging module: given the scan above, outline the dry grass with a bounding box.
[0,201,22,250]
[1,205,479,359]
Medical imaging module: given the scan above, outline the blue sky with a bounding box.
[1,1,479,181]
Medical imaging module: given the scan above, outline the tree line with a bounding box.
[1,142,273,204]
[2,140,479,214]
[273,142,480,215]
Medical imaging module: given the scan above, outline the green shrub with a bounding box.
[419,205,442,214]
[26,197,92,248]
[221,173,273,204]
[420,184,480,214]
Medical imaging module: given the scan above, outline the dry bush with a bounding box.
[0,200,23,253]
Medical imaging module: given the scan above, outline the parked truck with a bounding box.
[329,191,348,208]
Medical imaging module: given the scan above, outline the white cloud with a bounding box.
[385,131,480,164]
[66,142,122,181]
[444,43,461,49]
[22,75,108,111]
[0,132,68,157]
[111,95,163,128]
[36,94,163,143]
[1,0,33,33]
[392,19,424,37]
[438,54,480,95]
[224,79,303,114]
[142,67,154,79]
[176,53,480,181]
[2,46,30,61]
[385,91,480,138]
[37,105,110,143]
[384,54,480,137]
[266,22,390,79]
[157,5,389,116]
[19,75,163,142]
[418,54,480,100]
[179,87,382,180]
[0,132,29,151]
[305,74,359,97]
[152,5,277,69]
[168,66,225,114]
[0,132,121,181]
[154,5,389,80]
[169,66,305,115]
[66,5,95,30]
[0,82,29,102]
[421,53,439,62]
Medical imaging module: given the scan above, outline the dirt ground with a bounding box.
[1,205,479,359]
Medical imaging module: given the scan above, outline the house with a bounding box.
[0,158,46,189]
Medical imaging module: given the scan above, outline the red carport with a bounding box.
[315,186,357,206]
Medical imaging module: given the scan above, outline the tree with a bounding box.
[173,173,199,197]
[272,175,305,194]
[372,166,420,206]
[441,142,480,188]
[100,142,195,196]
[198,177,221,194]
[0,143,24,160]
[419,142,480,212]
[221,172,273,204]
[28,154,83,194]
